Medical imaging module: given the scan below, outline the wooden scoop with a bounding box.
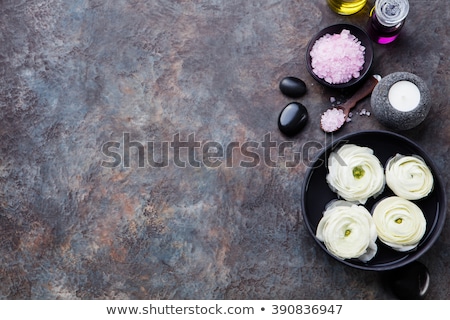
[320,75,381,133]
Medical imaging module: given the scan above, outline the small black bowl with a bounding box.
[305,24,374,90]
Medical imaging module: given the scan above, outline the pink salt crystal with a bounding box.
[310,29,365,84]
[321,108,346,132]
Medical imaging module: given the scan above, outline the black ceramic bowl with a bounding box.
[306,24,374,90]
[301,131,446,271]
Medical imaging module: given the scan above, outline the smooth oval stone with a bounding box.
[278,102,308,136]
[384,261,430,299]
[279,76,307,98]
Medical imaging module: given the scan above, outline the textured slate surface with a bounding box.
[0,0,449,299]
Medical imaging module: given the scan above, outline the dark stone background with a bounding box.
[0,0,448,299]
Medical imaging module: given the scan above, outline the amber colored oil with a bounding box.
[327,0,367,15]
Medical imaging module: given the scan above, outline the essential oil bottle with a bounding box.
[367,0,410,44]
[327,0,367,15]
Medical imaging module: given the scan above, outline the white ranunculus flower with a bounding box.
[372,196,427,252]
[326,144,385,204]
[316,200,378,262]
[385,154,434,200]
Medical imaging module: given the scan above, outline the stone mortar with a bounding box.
[371,72,431,131]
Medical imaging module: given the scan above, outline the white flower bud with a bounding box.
[372,196,427,252]
[385,154,434,200]
[316,200,378,262]
[326,144,385,204]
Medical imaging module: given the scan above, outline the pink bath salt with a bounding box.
[321,108,346,132]
[310,29,365,84]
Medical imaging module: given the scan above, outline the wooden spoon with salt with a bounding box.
[320,75,381,133]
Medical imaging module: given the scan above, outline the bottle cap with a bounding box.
[375,0,410,27]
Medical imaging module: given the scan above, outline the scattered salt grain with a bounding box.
[310,29,365,85]
[358,108,371,116]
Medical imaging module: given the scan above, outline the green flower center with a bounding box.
[352,166,365,179]
[395,218,403,224]
[345,230,351,237]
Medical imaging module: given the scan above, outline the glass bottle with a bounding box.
[367,0,410,44]
[327,0,367,15]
